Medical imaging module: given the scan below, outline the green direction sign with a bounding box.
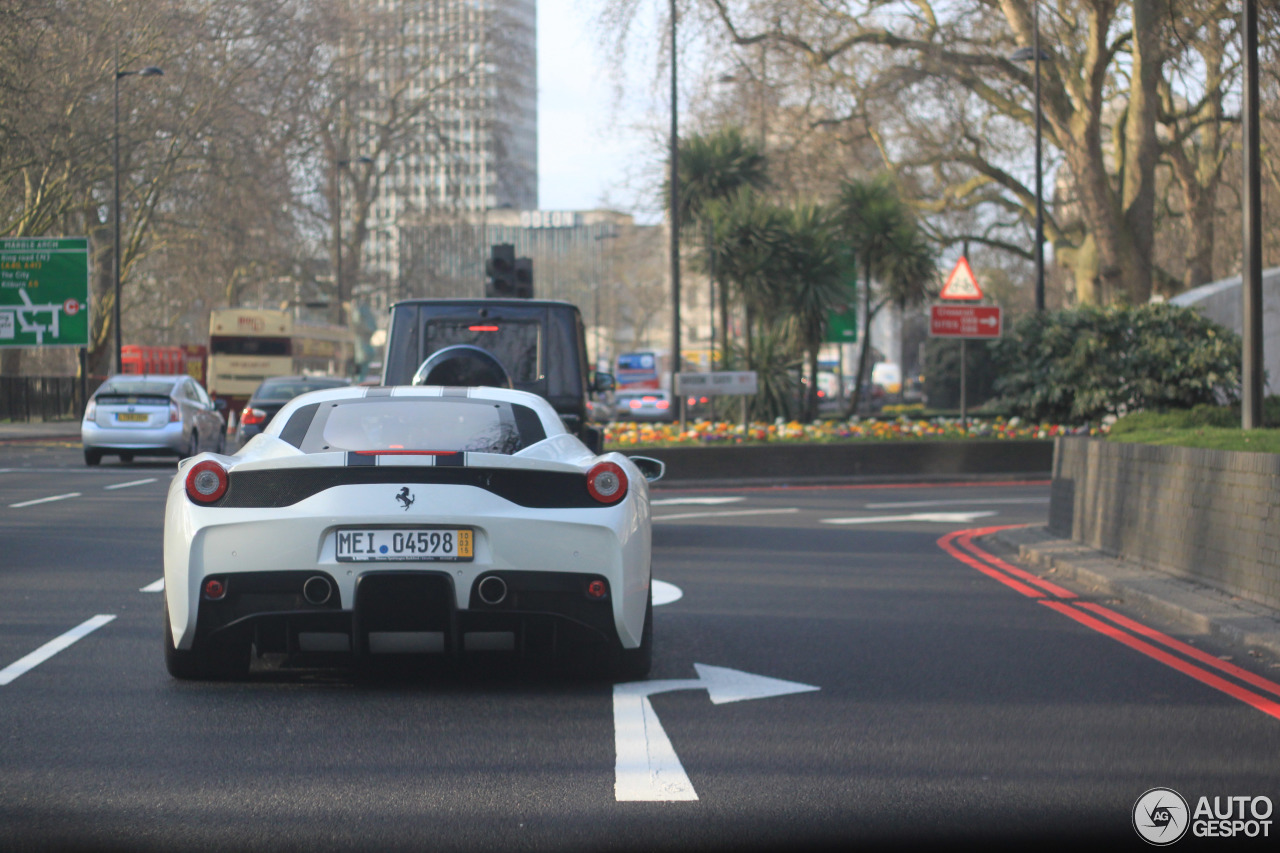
[825,300,858,343]
[0,237,90,347]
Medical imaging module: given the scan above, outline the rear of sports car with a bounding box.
[162,386,653,680]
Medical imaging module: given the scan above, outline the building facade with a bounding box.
[358,0,537,302]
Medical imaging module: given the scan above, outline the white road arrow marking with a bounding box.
[614,663,820,801]
[653,507,799,522]
[865,498,1048,509]
[650,497,744,506]
[821,510,998,525]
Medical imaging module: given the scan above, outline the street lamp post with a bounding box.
[113,64,163,375]
[1011,3,1047,313]
[333,155,373,327]
[669,0,681,399]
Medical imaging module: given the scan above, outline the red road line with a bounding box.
[1076,601,1280,700]
[942,526,1280,722]
[937,528,1045,599]
[955,531,1078,599]
[1039,601,1280,723]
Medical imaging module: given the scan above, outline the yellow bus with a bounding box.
[206,308,354,425]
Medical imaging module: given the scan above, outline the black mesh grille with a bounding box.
[218,466,597,509]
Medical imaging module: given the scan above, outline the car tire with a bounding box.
[162,597,250,681]
[119,452,134,463]
[611,585,653,681]
[84,448,102,466]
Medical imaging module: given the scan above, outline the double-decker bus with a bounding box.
[206,308,354,427]
[614,349,670,391]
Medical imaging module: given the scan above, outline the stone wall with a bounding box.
[629,439,1053,486]
[1050,437,1280,611]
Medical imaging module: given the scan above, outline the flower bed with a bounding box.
[604,416,1096,449]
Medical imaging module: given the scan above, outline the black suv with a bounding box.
[382,298,613,452]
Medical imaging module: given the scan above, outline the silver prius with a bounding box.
[82,374,226,465]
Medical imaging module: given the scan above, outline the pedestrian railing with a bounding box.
[0,376,100,423]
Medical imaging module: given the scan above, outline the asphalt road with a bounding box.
[2,445,1279,851]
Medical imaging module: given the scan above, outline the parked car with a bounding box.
[235,375,352,447]
[162,384,664,680]
[82,374,226,465]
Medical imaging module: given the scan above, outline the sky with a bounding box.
[536,0,663,219]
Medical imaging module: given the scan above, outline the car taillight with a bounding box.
[656,400,670,410]
[168,402,180,423]
[185,460,228,504]
[628,399,642,409]
[83,400,96,420]
[240,406,267,426]
[586,461,628,505]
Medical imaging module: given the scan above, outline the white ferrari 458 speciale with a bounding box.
[162,385,662,680]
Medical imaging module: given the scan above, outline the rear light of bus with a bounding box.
[185,460,228,504]
[586,461,628,505]
[240,406,268,426]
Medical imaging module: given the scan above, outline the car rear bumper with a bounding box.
[190,569,625,662]
[82,420,186,454]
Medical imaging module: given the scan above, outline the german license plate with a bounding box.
[116,412,148,422]
[336,528,473,562]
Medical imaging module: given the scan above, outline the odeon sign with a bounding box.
[519,210,580,229]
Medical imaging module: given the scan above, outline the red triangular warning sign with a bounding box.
[940,257,984,300]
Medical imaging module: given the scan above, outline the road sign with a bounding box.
[939,256,983,300]
[929,304,1002,339]
[675,371,758,395]
[825,303,858,342]
[613,664,820,801]
[0,237,90,347]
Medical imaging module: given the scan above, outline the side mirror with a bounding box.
[213,398,228,413]
[629,455,665,483]
[593,371,615,393]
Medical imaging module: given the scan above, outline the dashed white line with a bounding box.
[140,578,165,593]
[652,507,800,522]
[0,615,116,686]
[652,580,682,606]
[104,478,158,491]
[8,492,81,508]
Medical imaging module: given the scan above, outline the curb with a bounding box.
[990,525,1280,660]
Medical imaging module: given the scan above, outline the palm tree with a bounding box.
[774,203,849,420]
[833,174,936,417]
[666,127,768,368]
[704,187,786,370]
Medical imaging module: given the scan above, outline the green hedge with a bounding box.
[989,303,1241,423]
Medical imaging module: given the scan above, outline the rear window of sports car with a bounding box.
[284,397,547,455]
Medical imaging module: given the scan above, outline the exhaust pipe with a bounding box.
[477,575,507,606]
[302,575,333,605]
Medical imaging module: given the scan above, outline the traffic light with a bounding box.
[484,244,533,298]
[513,257,533,299]
[485,244,516,297]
